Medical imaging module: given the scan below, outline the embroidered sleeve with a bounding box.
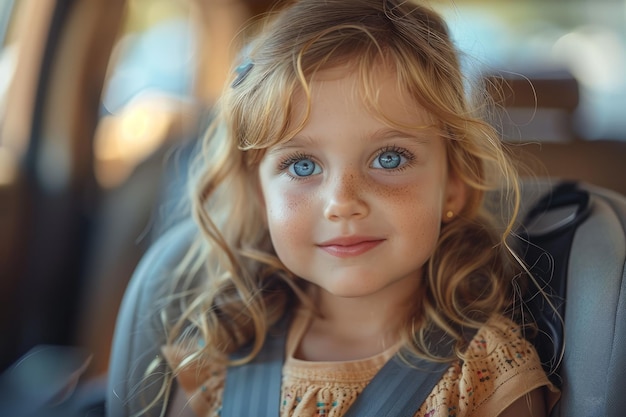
[417,316,560,417]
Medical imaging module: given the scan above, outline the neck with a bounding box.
[296,278,422,361]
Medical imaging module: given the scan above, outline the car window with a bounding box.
[0,0,16,48]
[1,0,61,194]
[94,0,198,189]
[0,0,19,186]
[434,0,626,143]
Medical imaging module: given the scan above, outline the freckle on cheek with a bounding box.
[392,185,409,197]
[287,198,300,212]
[377,184,410,199]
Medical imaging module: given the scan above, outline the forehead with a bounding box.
[291,62,437,132]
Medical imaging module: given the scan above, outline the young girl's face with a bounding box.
[257,64,466,300]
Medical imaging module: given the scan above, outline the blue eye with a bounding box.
[372,150,406,169]
[377,151,402,169]
[290,158,321,177]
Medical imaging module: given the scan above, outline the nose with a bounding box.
[323,172,370,221]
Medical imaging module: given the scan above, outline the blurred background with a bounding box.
[0,0,624,389]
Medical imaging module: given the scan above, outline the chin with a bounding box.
[315,275,402,300]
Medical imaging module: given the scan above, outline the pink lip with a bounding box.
[317,236,385,258]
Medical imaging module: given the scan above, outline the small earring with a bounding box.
[445,210,454,219]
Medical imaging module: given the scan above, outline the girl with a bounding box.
[146,0,560,415]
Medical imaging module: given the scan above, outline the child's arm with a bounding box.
[496,388,547,417]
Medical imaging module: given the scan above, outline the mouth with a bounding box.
[317,236,385,258]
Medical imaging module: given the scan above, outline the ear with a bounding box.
[442,169,468,223]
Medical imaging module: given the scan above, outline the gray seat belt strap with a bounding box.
[223,317,461,416]
[344,328,473,416]
[222,317,289,417]
[343,355,450,417]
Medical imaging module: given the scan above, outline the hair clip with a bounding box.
[231,59,254,88]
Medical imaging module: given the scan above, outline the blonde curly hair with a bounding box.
[156,0,525,409]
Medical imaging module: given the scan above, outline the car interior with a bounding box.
[0,0,624,416]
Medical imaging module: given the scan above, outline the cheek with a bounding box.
[264,186,309,224]
[263,185,314,253]
[397,197,442,237]
[381,184,444,250]
[381,181,444,220]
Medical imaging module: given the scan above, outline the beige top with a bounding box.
[162,310,559,417]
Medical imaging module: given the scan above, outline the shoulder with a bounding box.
[418,315,559,416]
[462,315,556,414]
[466,315,532,362]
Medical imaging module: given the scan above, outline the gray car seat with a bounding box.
[105,179,626,417]
[515,181,626,416]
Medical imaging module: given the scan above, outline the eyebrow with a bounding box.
[373,128,434,143]
[265,135,318,155]
[267,127,435,154]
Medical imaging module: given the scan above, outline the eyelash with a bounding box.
[374,145,416,170]
[275,145,417,178]
[277,152,314,172]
